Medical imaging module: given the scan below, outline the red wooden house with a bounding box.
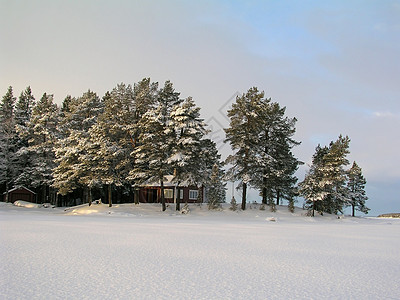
[139,175,203,204]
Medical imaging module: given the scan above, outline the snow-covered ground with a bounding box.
[1,201,399,299]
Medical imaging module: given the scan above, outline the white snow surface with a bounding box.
[12,200,41,208]
[1,202,399,299]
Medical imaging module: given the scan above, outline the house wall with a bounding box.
[138,186,203,203]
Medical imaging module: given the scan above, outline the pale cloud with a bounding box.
[373,111,400,118]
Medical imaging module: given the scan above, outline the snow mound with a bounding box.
[13,200,41,208]
[12,201,55,209]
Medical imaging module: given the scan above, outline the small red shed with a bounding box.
[3,186,36,203]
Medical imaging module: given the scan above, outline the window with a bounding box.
[177,189,183,199]
[189,190,198,200]
[164,189,173,199]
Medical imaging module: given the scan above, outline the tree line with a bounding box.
[0,83,369,216]
[0,80,226,211]
[223,87,368,216]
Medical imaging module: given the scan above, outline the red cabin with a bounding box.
[139,175,203,204]
[3,186,36,203]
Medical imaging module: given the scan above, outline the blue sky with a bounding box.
[1,0,399,215]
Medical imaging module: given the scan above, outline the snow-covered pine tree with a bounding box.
[130,81,182,211]
[207,163,226,210]
[130,106,173,211]
[0,87,17,201]
[252,99,301,207]
[168,97,208,210]
[15,86,35,127]
[230,196,238,211]
[322,135,351,214]
[13,87,36,191]
[224,87,262,210]
[19,93,60,203]
[197,139,226,207]
[346,161,369,216]
[53,91,103,204]
[86,84,135,207]
[133,78,158,120]
[157,80,182,120]
[130,78,158,203]
[299,136,351,216]
[130,78,158,149]
[288,197,295,213]
[298,145,329,216]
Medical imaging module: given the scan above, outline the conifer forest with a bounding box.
[0,79,369,215]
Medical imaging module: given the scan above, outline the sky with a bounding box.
[1,0,399,216]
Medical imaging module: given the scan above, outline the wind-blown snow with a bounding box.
[0,202,399,299]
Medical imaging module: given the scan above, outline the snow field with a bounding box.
[1,203,399,299]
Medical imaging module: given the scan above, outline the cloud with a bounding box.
[373,111,400,118]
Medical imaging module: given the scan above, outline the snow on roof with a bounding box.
[3,186,36,194]
[142,175,193,187]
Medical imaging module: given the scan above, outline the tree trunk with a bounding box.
[352,204,355,217]
[197,185,204,206]
[133,187,139,204]
[262,169,267,204]
[262,187,267,205]
[108,184,112,207]
[83,187,88,205]
[176,186,181,211]
[42,185,47,204]
[5,181,9,203]
[242,182,247,210]
[276,190,280,206]
[56,193,61,207]
[88,187,92,206]
[160,179,166,211]
[312,201,315,217]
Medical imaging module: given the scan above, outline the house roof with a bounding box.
[4,186,36,195]
[143,175,176,187]
[143,175,197,187]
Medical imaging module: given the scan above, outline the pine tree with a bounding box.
[86,85,136,207]
[0,86,17,201]
[53,91,103,202]
[346,161,369,216]
[19,93,60,203]
[224,87,262,210]
[195,138,226,207]
[15,86,35,127]
[288,198,295,213]
[129,78,158,152]
[299,136,351,216]
[224,87,300,210]
[133,78,158,118]
[122,78,158,203]
[252,100,301,207]
[130,106,173,211]
[207,163,226,210]
[168,97,208,210]
[230,196,238,211]
[130,81,182,211]
[13,87,36,191]
[322,135,351,214]
[298,145,329,216]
